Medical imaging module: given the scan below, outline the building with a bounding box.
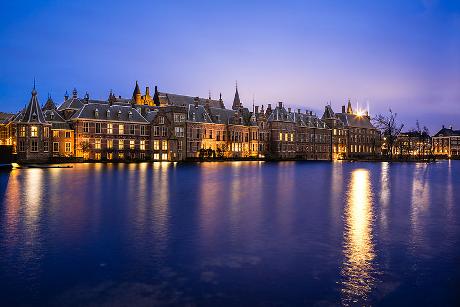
[322,100,381,159]
[432,126,460,158]
[393,130,432,157]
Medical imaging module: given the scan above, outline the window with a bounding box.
[119,124,124,135]
[130,140,135,150]
[107,139,113,149]
[118,139,124,150]
[140,152,145,160]
[19,126,26,137]
[65,131,71,138]
[95,122,102,134]
[178,141,183,151]
[153,153,160,160]
[162,140,168,151]
[118,152,124,159]
[153,126,160,136]
[83,122,90,133]
[161,126,167,137]
[65,142,71,152]
[19,140,25,152]
[95,139,101,150]
[290,133,294,142]
[279,132,283,141]
[140,125,146,136]
[95,153,101,160]
[161,153,168,160]
[175,127,184,137]
[44,127,49,138]
[209,130,213,139]
[129,125,135,135]
[107,153,113,160]
[53,130,60,138]
[153,140,159,150]
[140,140,145,151]
[107,123,113,134]
[43,141,49,152]
[159,116,165,124]
[53,142,59,152]
[31,140,38,152]
[30,126,38,137]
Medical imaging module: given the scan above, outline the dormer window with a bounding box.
[117,110,122,119]
[159,116,164,124]
[106,109,111,118]
[50,112,55,120]
[32,112,37,120]
[128,111,133,120]
[94,108,99,118]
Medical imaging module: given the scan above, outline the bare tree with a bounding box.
[373,109,404,159]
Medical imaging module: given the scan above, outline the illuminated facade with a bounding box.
[0,82,388,163]
[432,126,460,158]
[322,100,381,160]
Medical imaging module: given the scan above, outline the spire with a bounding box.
[64,90,69,101]
[208,90,211,100]
[346,98,353,114]
[232,81,241,110]
[21,86,47,123]
[132,81,141,104]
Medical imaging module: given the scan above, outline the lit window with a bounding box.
[118,152,124,159]
[43,141,49,152]
[107,123,113,134]
[107,139,113,149]
[19,126,26,137]
[30,126,38,137]
[153,140,159,150]
[65,142,71,152]
[130,140,135,150]
[161,153,168,160]
[119,124,124,135]
[53,130,60,138]
[140,140,145,151]
[95,153,101,160]
[44,127,50,138]
[83,122,90,133]
[162,140,168,151]
[95,139,101,150]
[107,153,113,160]
[279,132,283,141]
[119,139,124,150]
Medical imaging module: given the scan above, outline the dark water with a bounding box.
[0,161,459,306]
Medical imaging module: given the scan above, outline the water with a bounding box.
[0,161,459,306]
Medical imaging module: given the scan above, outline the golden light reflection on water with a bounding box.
[341,169,376,306]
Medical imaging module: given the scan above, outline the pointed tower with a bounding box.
[346,99,353,114]
[17,85,51,162]
[42,94,57,111]
[132,81,141,105]
[232,81,242,110]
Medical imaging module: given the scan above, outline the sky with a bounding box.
[0,0,459,132]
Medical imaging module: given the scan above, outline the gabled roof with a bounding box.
[187,104,213,123]
[42,95,57,111]
[157,92,225,109]
[57,96,84,111]
[267,105,295,122]
[434,127,460,137]
[70,103,148,123]
[43,109,72,130]
[19,88,48,124]
[322,105,335,119]
[336,113,375,129]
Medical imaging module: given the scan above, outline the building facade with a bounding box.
[432,126,460,158]
[0,82,388,163]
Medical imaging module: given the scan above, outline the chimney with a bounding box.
[442,125,445,129]
[310,111,313,116]
[288,107,291,113]
[119,95,121,99]
[278,101,283,108]
[298,109,301,114]
[267,103,272,110]
[255,106,259,114]
[146,86,150,96]
[194,97,199,108]
[450,125,453,130]
[342,105,345,113]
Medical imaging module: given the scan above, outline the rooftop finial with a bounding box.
[31,78,37,96]
[208,90,211,100]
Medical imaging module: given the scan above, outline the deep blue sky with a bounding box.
[1,0,459,132]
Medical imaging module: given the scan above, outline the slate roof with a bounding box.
[434,127,460,137]
[58,96,84,111]
[158,92,225,109]
[20,88,48,124]
[0,112,14,124]
[336,113,375,129]
[42,96,57,111]
[322,105,335,119]
[70,103,149,123]
[267,105,295,122]
[43,109,72,130]
[187,104,213,123]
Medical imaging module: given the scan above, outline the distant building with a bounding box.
[432,126,460,158]
[393,130,432,157]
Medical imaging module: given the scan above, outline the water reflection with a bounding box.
[341,169,376,306]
